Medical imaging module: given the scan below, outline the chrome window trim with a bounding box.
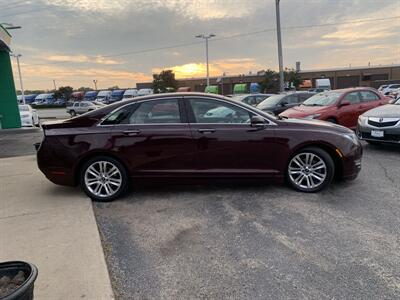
[97,95,277,127]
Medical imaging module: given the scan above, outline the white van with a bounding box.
[95,90,112,103]
[137,88,153,96]
[32,93,55,105]
[315,79,331,90]
[123,89,138,100]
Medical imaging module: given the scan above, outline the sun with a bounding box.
[172,63,205,78]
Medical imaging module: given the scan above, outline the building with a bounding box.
[136,64,400,94]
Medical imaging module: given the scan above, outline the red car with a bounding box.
[279,88,389,129]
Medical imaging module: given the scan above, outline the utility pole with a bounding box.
[93,79,98,90]
[195,34,216,87]
[11,54,25,104]
[275,0,284,92]
[53,79,57,90]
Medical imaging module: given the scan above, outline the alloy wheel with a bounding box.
[84,161,122,198]
[288,152,327,190]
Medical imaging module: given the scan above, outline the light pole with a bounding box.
[275,0,284,92]
[11,54,25,105]
[93,79,98,90]
[195,33,215,87]
[53,79,57,91]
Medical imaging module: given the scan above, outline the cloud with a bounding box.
[45,54,122,65]
[46,0,265,20]
[152,57,263,78]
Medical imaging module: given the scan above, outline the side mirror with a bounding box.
[280,102,288,107]
[340,100,350,107]
[251,115,266,127]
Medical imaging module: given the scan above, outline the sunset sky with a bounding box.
[2,0,399,90]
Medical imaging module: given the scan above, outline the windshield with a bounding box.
[231,95,246,101]
[19,105,29,111]
[257,94,285,109]
[302,92,342,106]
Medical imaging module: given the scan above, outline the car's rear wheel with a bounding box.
[326,118,337,124]
[80,156,128,202]
[287,147,334,192]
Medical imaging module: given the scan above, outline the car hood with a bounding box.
[281,117,352,134]
[280,105,329,117]
[362,104,400,118]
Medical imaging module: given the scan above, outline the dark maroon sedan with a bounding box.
[37,93,362,201]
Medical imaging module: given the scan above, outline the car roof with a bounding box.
[322,87,378,93]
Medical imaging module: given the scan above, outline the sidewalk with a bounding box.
[0,155,114,299]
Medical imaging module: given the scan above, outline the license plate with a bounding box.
[371,130,384,138]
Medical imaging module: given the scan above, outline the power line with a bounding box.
[22,15,400,67]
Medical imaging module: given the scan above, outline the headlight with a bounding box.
[358,115,367,126]
[303,114,321,120]
[342,132,359,144]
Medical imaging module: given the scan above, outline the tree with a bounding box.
[152,70,178,93]
[284,68,303,89]
[54,86,73,100]
[108,86,120,90]
[259,69,279,93]
[77,87,92,92]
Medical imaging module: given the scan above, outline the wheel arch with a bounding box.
[73,150,131,185]
[289,141,344,179]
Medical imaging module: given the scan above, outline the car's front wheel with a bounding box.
[70,110,76,117]
[80,156,129,202]
[287,147,334,192]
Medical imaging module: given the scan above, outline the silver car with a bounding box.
[357,98,400,145]
[66,101,103,117]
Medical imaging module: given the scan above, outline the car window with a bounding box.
[189,98,253,124]
[129,99,181,124]
[255,96,267,104]
[299,93,313,101]
[284,94,298,104]
[73,103,79,107]
[360,91,380,102]
[80,102,88,107]
[242,96,255,105]
[343,92,361,104]
[102,105,134,125]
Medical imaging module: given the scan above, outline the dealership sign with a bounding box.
[0,25,11,50]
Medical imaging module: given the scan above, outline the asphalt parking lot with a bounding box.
[94,143,400,299]
[2,130,399,299]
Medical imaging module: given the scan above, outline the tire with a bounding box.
[287,147,335,193]
[326,118,337,124]
[80,156,129,202]
[70,110,76,117]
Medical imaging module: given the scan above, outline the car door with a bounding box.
[337,91,362,128]
[185,96,278,176]
[105,97,197,177]
[359,90,385,113]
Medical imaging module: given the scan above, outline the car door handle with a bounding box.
[197,128,216,134]
[123,130,141,136]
